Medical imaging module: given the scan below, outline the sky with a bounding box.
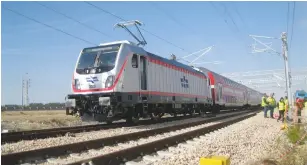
[1,1,307,105]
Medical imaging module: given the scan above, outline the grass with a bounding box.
[286,124,307,145]
[1,110,82,131]
[250,123,307,165]
[277,124,307,165]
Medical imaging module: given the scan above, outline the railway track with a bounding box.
[1,109,242,144]
[1,109,258,165]
[1,114,195,144]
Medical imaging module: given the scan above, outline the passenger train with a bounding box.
[65,40,262,123]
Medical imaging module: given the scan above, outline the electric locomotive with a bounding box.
[65,40,213,123]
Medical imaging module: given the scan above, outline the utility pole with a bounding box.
[281,32,293,119]
[21,73,31,110]
[21,77,24,110]
[248,33,293,120]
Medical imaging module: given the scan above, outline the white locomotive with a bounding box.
[65,40,213,123]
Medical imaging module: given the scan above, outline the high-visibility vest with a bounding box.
[267,97,276,106]
[279,101,285,110]
[261,97,267,107]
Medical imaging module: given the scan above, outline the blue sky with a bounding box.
[1,1,307,105]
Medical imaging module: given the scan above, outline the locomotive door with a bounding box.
[139,55,148,101]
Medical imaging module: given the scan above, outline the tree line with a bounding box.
[1,103,66,111]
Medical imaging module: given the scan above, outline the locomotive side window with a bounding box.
[132,54,138,68]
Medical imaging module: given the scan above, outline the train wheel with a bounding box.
[171,112,178,117]
[150,112,162,121]
[189,108,195,116]
[158,112,165,118]
[199,109,206,118]
[81,113,96,122]
[126,108,140,124]
[106,120,113,124]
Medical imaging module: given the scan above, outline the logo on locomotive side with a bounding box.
[86,76,99,83]
[181,76,189,88]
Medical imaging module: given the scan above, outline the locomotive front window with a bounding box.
[76,44,121,74]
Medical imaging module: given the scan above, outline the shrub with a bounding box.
[286,124,307,145]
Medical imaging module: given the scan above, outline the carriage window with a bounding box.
[132,54,138,68]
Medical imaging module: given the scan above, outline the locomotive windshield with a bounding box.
[76,44,121,74]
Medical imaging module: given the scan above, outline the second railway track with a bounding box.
[1,114,197,144]
[1,109,259,165]
[1,109,241,144]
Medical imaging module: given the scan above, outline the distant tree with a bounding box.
[1,102,66,111]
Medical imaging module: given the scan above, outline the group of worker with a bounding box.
[261,93,307,123]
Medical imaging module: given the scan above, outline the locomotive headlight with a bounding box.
[65,99,76,107]
[105,75,115,88]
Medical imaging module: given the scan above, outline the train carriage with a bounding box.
[197,67,261,112]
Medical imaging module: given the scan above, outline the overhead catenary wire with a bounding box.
[289,1,296,50]
[210,2,252,57]
[209,2,245,43]
[148,2,194,33]
[3,6,97,46]
[84,1,189,53]
[35,1,113,39]
[231,3,249,31]
[219,3,241,33]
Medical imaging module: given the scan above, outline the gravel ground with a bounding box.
[39,113,251,165]
[1,111,245,154]
[123,112,285,165]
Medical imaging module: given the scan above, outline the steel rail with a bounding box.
[1,109,244,143]
[1,114,196,144]
[1,110,256,165]
[68,111,259,165]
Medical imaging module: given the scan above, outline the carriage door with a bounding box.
[216,83,223,103]
[245,90,249,104]
[139,56,148,101]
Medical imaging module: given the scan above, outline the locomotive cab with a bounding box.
[73,43,121,92]
[65,41,137,123]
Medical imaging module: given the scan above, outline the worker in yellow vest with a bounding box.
[266,93,276,119]
[261,93,269,118]
[277,97,285,122]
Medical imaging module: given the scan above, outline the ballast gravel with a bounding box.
[133,112,284,165]
[1,111,244,154]
[39,113,251,165]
